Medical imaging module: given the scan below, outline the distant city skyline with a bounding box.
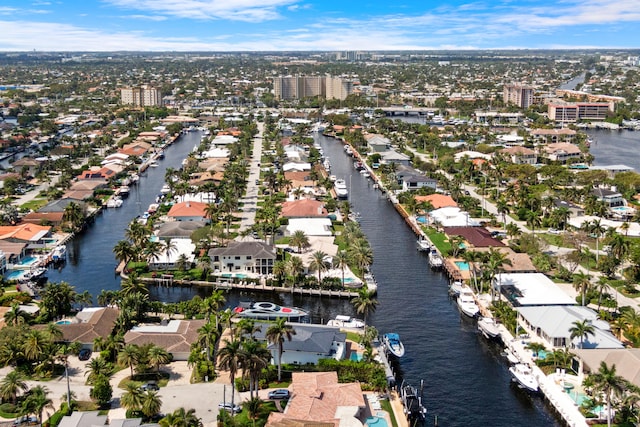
[1,0,640,52]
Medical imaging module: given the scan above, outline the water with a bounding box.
[318,134,559,426]
[588,129,640,170]
[559,72,586,91]
[45,131,202,296]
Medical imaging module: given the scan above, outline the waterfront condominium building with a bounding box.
[120,85,163,107]
[273,75,352,101]
[548,102,611,123]
[503,83,534,109]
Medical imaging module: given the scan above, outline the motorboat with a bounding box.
[416,238,431,252]
[477,316,501,339]
[106,197,123,208]
[503,348,520,364]
[51,245,66,262]
[329,175,337,182]
[449,280,464,296]
[382,333,405,358]
[160,184,171,194]
[334,179,348,199]
[401,381,427,422]
[327,315,365,329]
[509,363,539,392]
[347,212,361,222]
[118,185,130,198]
[428,249,443,269]
[360,170,370,178]
[457,286,480,318]
[149,161,159,168]
[233,301,308,322]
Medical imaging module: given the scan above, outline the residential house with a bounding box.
[572,349,640,389]
[58,411,151,427]
[397,173,437,191]
[45,307,119,349]
[499,146,537,165]
[429,207,479,228]
[119,140,153,157]
[542,143,582,163]
[266,372,365,427]
[166,201,209,222]
[281,199,328,218]
[254,323,347,365]
[147,238,196,271]
[493,273,576,307]
[365,134,391,152]
[379,150,411,166]
[474,247,536,273]
[208,241,276,275]
[287,218,333,237]
[553,199,585,217]
[444,226,505,248]
[414,194,457,210]
[11,157,42,177]
[124,319,205,361]
[77,166,117,180]
[0,240,27,267]
[283,162,312,172]
[592,186,625,208]
[284,171,316,190]
[531,128,577,144]
[0,223,51,248]
[156,221,207,240]
[516,305,623,349]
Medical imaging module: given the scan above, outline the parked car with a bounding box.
[218,402,242,413]
[78,348,92,361]
[140,381,159,391]
[13,416,38,426]
[548,228,561,234]
[268,389,290,400]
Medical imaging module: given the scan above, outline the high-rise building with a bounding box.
[273,76,352,101]
[503,83,534,109]
[120,85,162,107]
[548,102,611,123]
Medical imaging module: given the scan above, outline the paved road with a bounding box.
[237,121,264,233]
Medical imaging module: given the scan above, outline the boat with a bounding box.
[334,179,348,199]
[327,315,365,329]
[428,249,443,269]
[477,316,501,339]
[400,381,427,422]
[106,197,123,208]
[416,238,431,252]
[160,184,171,194]
[149,161,159,168]
[382,333,405,358]
[347,212,361,222]
[353,161,364,170]
[51,245,66,262]
[448,280,464,296]
[457,286,480,318]
[233,301,308,322]
[509,363,539,392]
[329,175,337,182]
[118,185,130,198]
[344,145,353,156]
[360,170,370,178]
[503,348,520,364]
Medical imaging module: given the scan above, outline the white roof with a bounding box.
[454,150,492,161]
[495,273,575,306]
[149,238,196,264]
[131,319,182,333]
[568,215,640,237]
[283,162,311,172]
[212,135,237,145]
[200,147,230,158]
[428,207,479,227]
[287,218,332,236]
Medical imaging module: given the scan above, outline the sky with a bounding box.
[1,0,640,52]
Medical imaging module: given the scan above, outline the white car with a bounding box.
[218,402,242,414]
[548,228,561,234]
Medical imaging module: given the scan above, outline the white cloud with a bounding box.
[123,15,168,21]
[102,0,299,22]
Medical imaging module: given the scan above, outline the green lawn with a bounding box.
[20,198,48,212]
[424,228,451,255]
[380,399,398,427]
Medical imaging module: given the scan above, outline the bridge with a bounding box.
[379,106,440,116]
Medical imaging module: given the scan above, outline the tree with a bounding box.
[309,250,329,285]
[286,256,304,287]
[89,375,113,408]
[148,345,171,373]
[289,230,310,253]
[244,397,263,427]
[217,338,242,409]
[572,271,592,307]
[160,408,202,427]
[21,385,53,424]
[588,362,628,427]
[239,339,271,399]
[569,319,595,349]
[265,318,296,382]
[85,357,112,384]
[142,391,163,418]
[118,344,140,378]
[62,202,84,231]
[333,250,351,290]
[4,302,30,326]
[120,382,145,412]
[0,370,28,404]
[113,240,136,268]
[351,288,379,326]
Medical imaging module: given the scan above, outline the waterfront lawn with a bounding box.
[380,399,398,427]
[424,228,451,255]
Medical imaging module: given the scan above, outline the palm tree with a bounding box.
[588,361,628,427]
[4,302,30,326]
[289,230,310,254]
[524,209,542,233]
[348,239,373,274]
[85,357,111,384]
[160,408,202,427]
[240,340,271,399]
[484,248,513,300]
[244,397,263,427]
[594,278,611,311]
[586,219,607,264]
[120,382,145,413]
[309,250,329,286]
[0,370,28,404]
[572,271,592,307]
[63,201,84,231]
[142,391,163,418]
[148,345,171,373]
[265,318,296,382]
[118,344,140,378]
[217,338,242,409]
[607,233,630,261]
[197,322,220,363]
[21,385,53,423]
[114,240,136,268]
[569,319,595,349]
[286,256,304,288]
[351,288,379,327]
[333,250,351,290]
[23,329,48,362]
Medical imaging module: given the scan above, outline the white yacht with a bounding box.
[416,238,431,252]
[428,249,443,269]
[334,179,348,199]
[106,197,123,208]
[449,280,464,296]
[456,286,480,318]
[233,301,308,322]
[327,315,365,329]
[509,363,539,392]
[477,316,501,339]
[52,245,66,262]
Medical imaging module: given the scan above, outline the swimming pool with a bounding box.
[342,277,355,284]
[365,416,388,427]
[18,256,38,266]
[221,273,248,279]
[454,261,470,271]
[5,270,25,280]
[416,216,427,224]
[56,320,72,325]
[611,206,635,214]
[350,352,363,362]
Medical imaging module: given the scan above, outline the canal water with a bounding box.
[588,129,640,171]
[45,131,203,296]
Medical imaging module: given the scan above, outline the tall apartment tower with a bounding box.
[120,85,162,107]
[273,76,352,101]
[503,83,534,109]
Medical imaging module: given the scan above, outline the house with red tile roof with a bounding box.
[167,201,209,222]
[118,140,153,157]
[77,166,117,180]
[281,199,328,218]
[414,194,458,210]
[444,226,504,248]
[0,223,51,244]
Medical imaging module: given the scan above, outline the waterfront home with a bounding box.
[286,218,333,237]
[282,162,312,172]
[553,199,585,218]
[428,207,479,228]
[397,173,437,192]
[541,143,582,163]
[64,179,109,200]
[474,247,536,273]
[590,164,635,178]
[530,128,577,144]
[147,238,196,271]
[124,319,205,361]
[198,157,229,173]
[208,241,276,275]
[365,133,391,152]
[188,170,225,186]
[0,241,27,268]
[266,372,365,427]
[499,146,537,165]
[493,273,575,307]
[156,221,207,240]
[379,150,411,166]
[443,226,505,248]
[281,199,328,218]
[77,166,117,180]
[38,198,88,215]
[58,410,151,427]
[11,157,42,177]
[42,307,119,350]
[254,323,347,365]
[454,150,492,162]
[572,349,640,390]
[23,211,65,227]
[118,140,153,157]
[516,306,623,349]
[166,201,209,223]
[283,171,316,190]
[415,193,457,210]
[0,223,51,248]
[591,186,625,208]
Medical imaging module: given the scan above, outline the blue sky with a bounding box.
[1,0,640,51]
